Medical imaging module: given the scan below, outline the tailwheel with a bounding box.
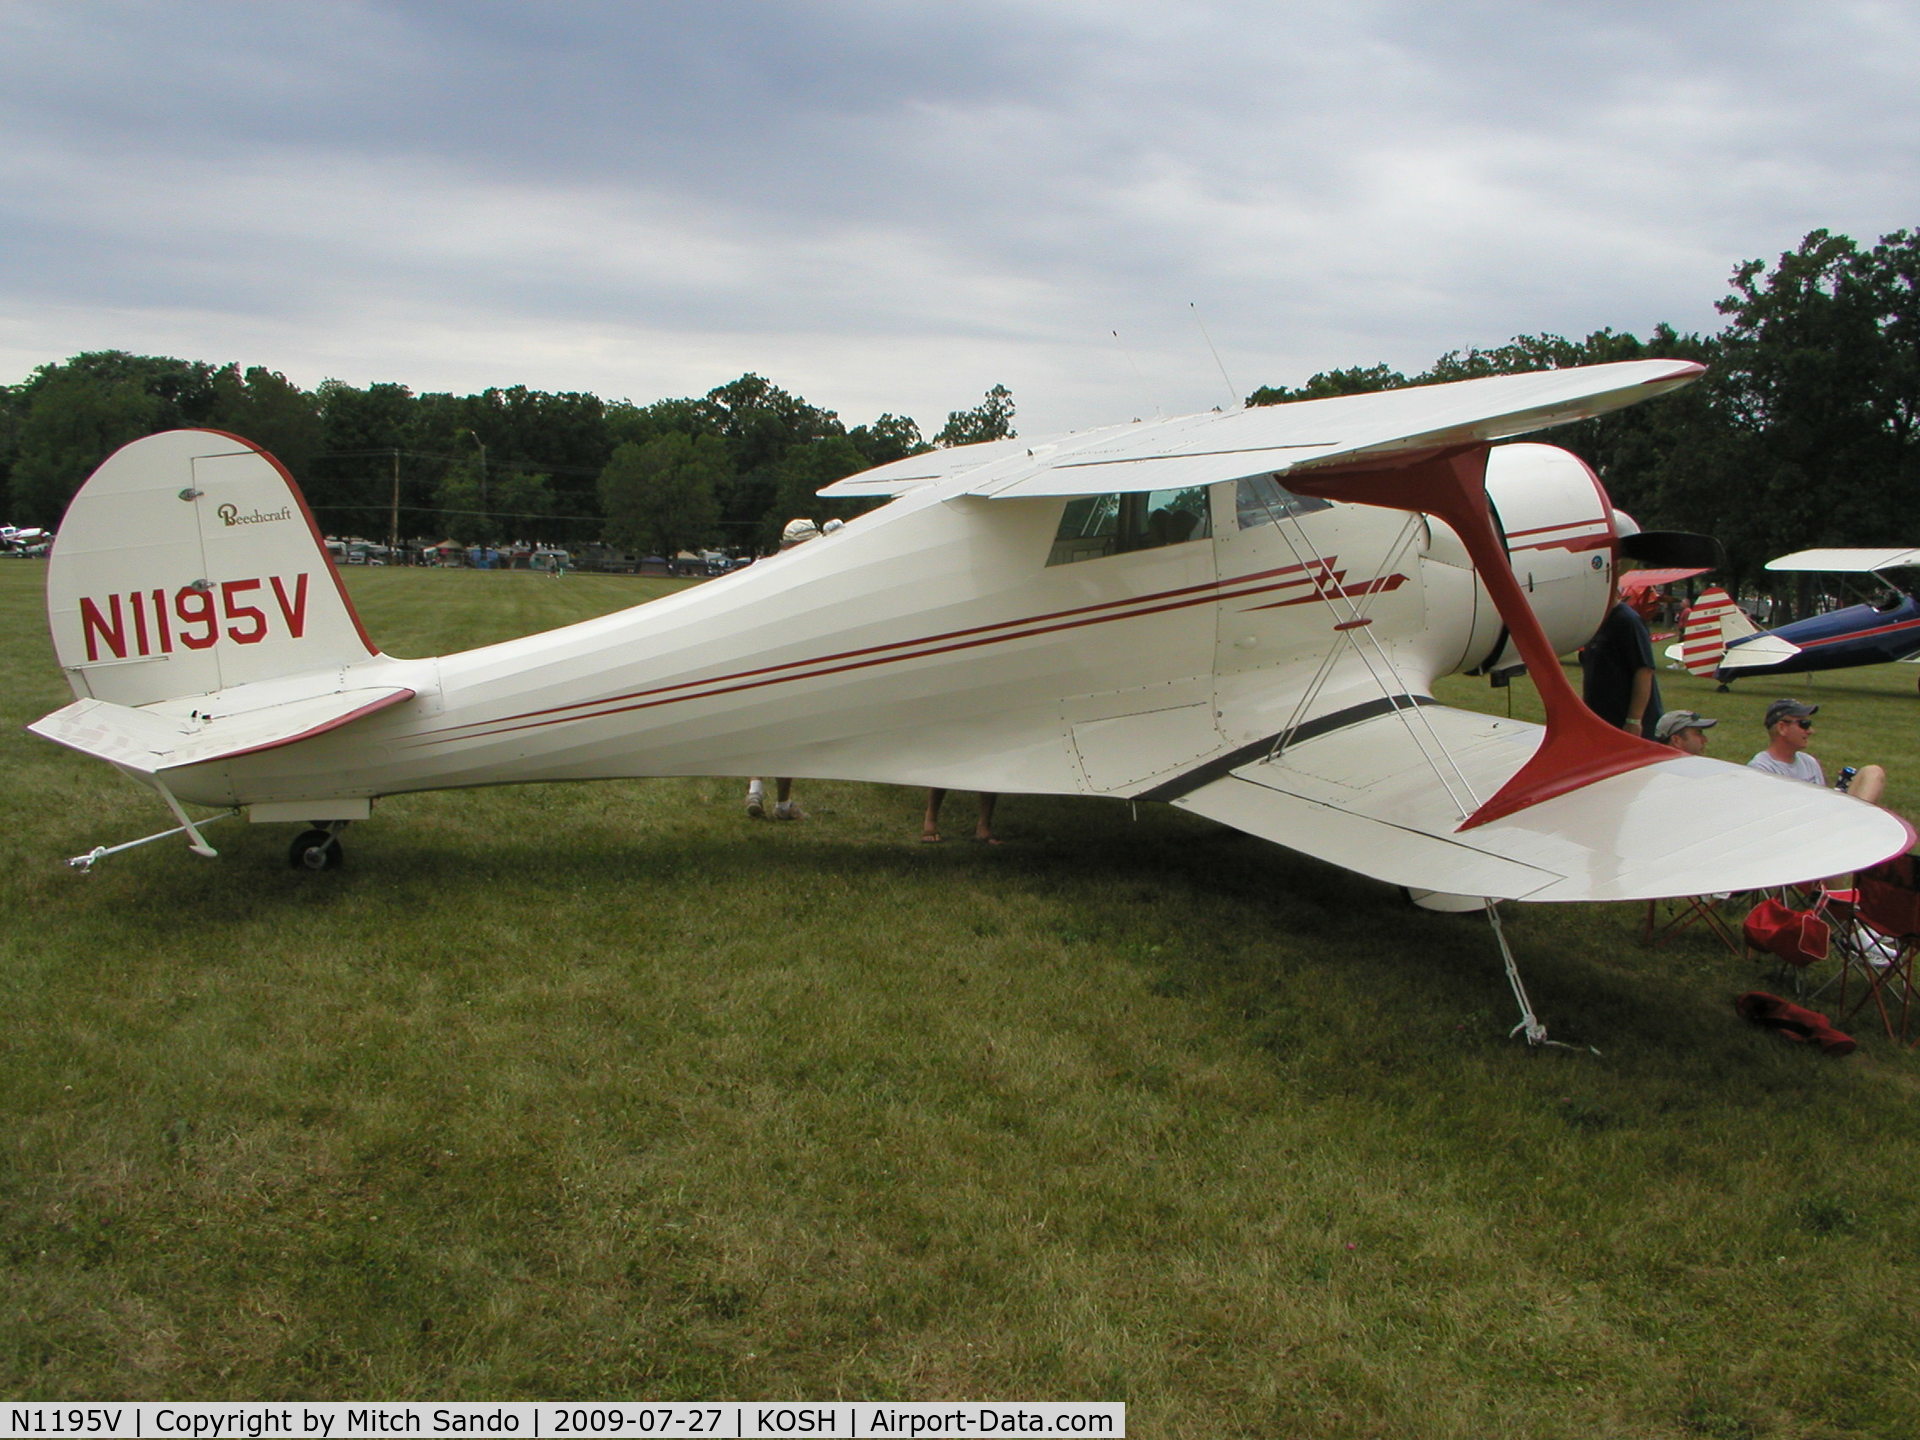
[289,825,346,871]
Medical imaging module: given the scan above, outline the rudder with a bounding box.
[46,429,379,707]
[1670,585,1745,676]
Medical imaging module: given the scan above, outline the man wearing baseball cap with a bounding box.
[1654,709,1717,755]
[1747,698,1885,803]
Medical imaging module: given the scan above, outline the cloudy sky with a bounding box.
[3,0,1917,437]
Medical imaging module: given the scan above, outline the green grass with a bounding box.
[5,562,1920,1437]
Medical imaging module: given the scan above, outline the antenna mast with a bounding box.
[1191,302,1240,409]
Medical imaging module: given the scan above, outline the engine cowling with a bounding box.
[1434,442,1620,675]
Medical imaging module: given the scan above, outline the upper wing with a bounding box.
[1165,703,1911,902]
[818,359,1703,501]
[1767,548,1920,573]
[811,436,1045,498]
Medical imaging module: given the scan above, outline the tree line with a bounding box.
[1246,227,1920,599]
[0,359,1017,560]
[3,227,1914,591]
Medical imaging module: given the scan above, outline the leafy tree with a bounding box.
[464,386,609,542]
[936,384,1015,446]
[763,435,875,549]
[198,363,327,511]
[606,395,717,449]
[1247,364,1408,406]
[847,412,930,468]
[21,350,225,426]
[3,351,226,521]
[9,369,160,526]
[311,380,432,544]
[488,469,557,546]
[597,434,725,558]
[1856,228,1920,452]
[696,374,847,539]
[1707,228,1920,594]
[430,457,556,547]
[433,458,491,546]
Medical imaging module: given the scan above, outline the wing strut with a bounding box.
[1290,444,1676,829]
[1248,496,1483,819]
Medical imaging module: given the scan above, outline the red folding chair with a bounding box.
[1836,857,1920,1044]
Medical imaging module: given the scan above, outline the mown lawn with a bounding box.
[4,561,1918,1438]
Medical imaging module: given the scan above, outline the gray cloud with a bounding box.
[2,0,1917,436]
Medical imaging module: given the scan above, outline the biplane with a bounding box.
[1668,548,1920,688]
[28,361,1912,1042]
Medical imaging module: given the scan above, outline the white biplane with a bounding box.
[28,361,1913,1041]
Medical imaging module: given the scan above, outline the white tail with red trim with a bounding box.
[45,429,378,708]
[1666,584,1801,675]
[1670,585,1749,675]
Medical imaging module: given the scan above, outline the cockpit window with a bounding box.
[1047,487,1212,566]
[1236,473,1332,529]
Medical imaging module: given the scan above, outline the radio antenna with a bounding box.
[1111,330,1161,419]
[1191,302,1240,409]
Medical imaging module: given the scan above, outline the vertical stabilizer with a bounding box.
[46,429,379,707]
[1669,585,1752,676]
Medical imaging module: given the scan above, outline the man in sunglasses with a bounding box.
[1747,698,1886,803]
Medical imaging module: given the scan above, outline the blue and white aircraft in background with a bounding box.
[1669,549,1920,689]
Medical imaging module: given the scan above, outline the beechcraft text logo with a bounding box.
[217,502,293,527]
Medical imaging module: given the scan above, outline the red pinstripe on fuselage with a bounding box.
[402,554,1408,749]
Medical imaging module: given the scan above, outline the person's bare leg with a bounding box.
[1851,764,1887,805]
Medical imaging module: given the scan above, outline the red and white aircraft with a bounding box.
[28,360,1911,1034]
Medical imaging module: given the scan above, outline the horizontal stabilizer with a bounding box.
[1714,635,1804,670]
[1171,704,1910,902]
[29,684,414,777]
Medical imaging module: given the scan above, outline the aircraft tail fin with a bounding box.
[46,430,380,708]
[1666,585,1754,675]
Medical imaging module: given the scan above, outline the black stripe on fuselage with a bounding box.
[1135,693,1437,803]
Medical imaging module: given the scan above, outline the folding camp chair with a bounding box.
[1835,857,1920,1044]
[1642,893,1741,955]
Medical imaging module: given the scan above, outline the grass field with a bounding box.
[5,560,1920,1437]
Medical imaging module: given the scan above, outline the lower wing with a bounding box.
[1168,703,1910,902]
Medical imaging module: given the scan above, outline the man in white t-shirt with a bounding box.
[1747,698,1885,802]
